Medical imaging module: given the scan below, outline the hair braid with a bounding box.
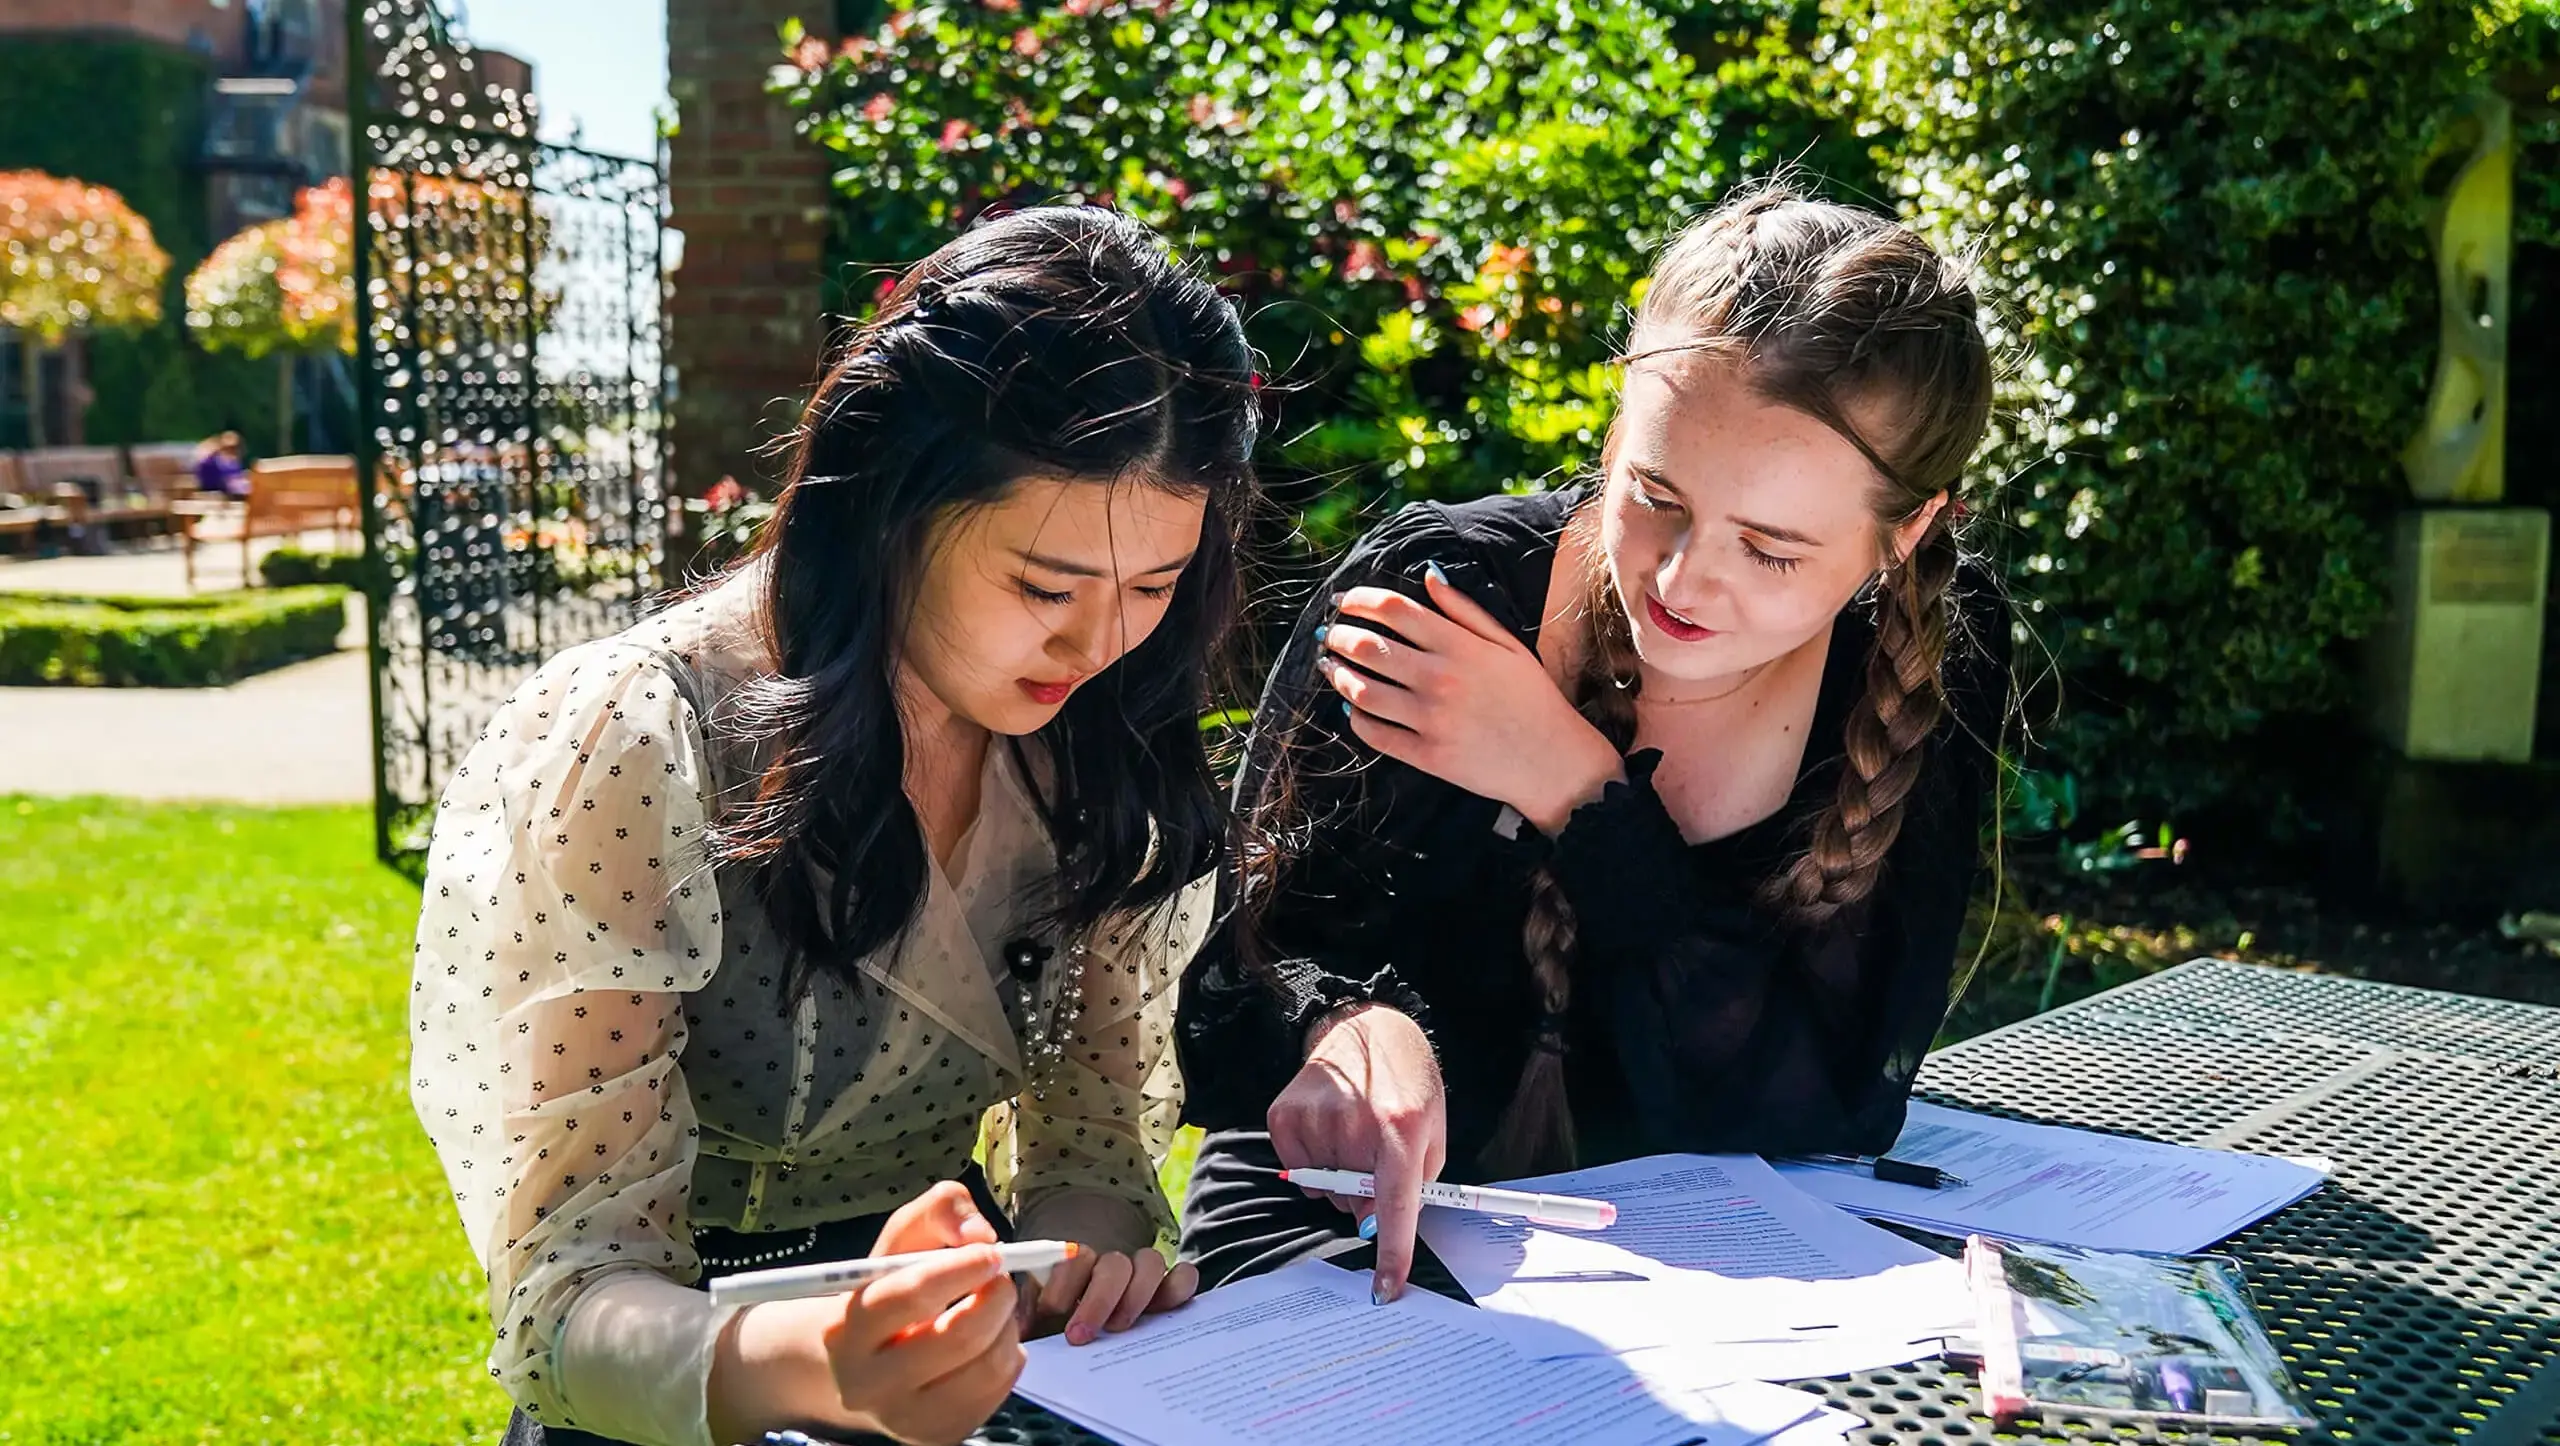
[1761,517,1958,925]
[1479,511,1641,1179]
[1248,180,1998,1173]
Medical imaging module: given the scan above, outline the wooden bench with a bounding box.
[0,452,44,553]
[21,445,170,542]
[127,442,208,515]
[0,452,90,554]
[181,454,360,590]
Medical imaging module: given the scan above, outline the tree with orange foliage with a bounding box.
[0,170,168,445]
[186,178,355,451]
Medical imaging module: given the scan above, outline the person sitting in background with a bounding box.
[192,431,247,498]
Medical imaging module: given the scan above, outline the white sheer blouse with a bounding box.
[408,580,1207,1446]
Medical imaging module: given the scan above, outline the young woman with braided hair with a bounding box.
[1174,182,2012,1306]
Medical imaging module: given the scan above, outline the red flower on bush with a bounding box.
[1342,239,1386,281]
[1479,244,1532,280]
[863,93,896,123]
[1012,27,1043,56]
[1062,0,1104,14]
[703,476,753,512]
[938,118,976,152]
[983,0,1021,11]
[792,34,831,71]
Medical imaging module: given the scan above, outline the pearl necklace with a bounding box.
[696,1224,819,1270]
[1002,937,1093,1103]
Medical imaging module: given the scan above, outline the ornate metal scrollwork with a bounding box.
[351,0,668,864]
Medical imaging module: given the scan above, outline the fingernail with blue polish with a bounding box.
[1314,623,1330,644]
[1358,1215,1379,1241]
[1372,1278,1392,1307]
[1340,699,1354,717]
[1425,561,1449,585]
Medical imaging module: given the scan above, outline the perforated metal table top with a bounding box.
[964,959,2560,1445]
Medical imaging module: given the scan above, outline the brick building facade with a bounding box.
[662,0,837,498]
[0,0,352,446]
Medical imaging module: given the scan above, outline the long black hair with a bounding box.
[711,205,1260,990]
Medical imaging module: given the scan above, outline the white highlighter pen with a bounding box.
[707,1240,1082,1308]
[1280,1168,1618,1230]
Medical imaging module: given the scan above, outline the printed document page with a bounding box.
[1771,1103,2328,1253]
[1015,1261,1825,1446]
[1417,1154,1971,1371]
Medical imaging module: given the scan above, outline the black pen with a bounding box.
[1788,1153,1968,1190]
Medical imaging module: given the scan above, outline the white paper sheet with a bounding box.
[1771,1103,2329,1254]
[1015,1262,1824,1446]
[1616,1328,1971,1387]
[1753,1403,1863,1446]
[1417,1154,1972,1374]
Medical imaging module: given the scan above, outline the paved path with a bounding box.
[0,651,373,804]
[0,538,374,805]
[0,530,339,597]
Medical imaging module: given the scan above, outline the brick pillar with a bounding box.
[664,0,833,499]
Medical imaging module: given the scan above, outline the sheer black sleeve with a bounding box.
[1175,504,1523,1130]
[1562,571,2014,1157]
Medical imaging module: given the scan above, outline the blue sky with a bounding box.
[456,0,669,161]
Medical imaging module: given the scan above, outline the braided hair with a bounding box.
[1479,181,1993,1178]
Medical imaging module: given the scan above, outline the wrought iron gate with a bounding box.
[350,0,669,864]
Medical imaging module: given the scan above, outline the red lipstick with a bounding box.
[1643,593,1715,643]
[1019,677,1078,706]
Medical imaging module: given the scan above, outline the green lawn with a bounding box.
[0,796,1209,1446]
[0,798,501,1445]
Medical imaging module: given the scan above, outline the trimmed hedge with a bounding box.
[0,587,347,687]
[258,546,373,590]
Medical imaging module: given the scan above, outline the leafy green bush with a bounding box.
[1833,0,2541,829]
[779,0,1868,548]
[258,546,372,590]
[782,0,2554,838]
[0,587,346,686]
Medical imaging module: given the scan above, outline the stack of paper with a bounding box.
[1015,1261,1841,1446]
[1419,1154,1975,1384]
[1770,1103,2329,1254]
[1013,1107,2329,1444]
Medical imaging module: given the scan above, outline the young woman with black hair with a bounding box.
[1176,184,2014,1307]
[410,206,1259,1446]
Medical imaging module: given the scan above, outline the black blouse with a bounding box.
[1177,486,2011,1176]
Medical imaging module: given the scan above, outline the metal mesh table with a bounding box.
[970,960,2560,1445]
